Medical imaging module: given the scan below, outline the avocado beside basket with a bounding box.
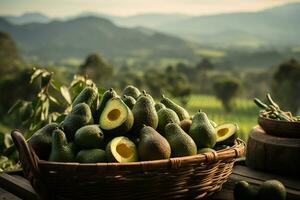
[11,85,245,200]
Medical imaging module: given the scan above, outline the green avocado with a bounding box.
[132,93,158,132]
[138,125,171,161]
[99,97,134,136]
[155,102,166,112]
[180,119,192,133]
[161,95,190,120]
[165,122,197,157]
[234,181,258,200]
[197,148,216,154]
[157,108,180,135]
[74,125,105,149]
[62,103,94,141]
[122,95,136,110]
[72,86,98,114]
[215,123,239,146]
[49,129,75,162]
[188,111,217,149]
[122,85,141,100]
[28,123,59,160]
[76,149,106,163]
[106,136,138,163]
[95,88,117,123]
[257,180,286,200]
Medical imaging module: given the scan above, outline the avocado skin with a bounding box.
[157,108,180,135]
[95,88,117,123]
[234,181,258,200]
[122,85,141,100]
[122,95,136,110]
[28,123,59,160]
[74,125,105,149]
[165,122,197,157]
[161,95,190,120]
[62,103,94,141]
[49,129,75,162]
[197,148,216,154]
[132,95,158,133]
[155,102,166,112]
[76,149,106,163]
[72,87,98,114]
[188,111,217,149]
[257,180,286,200]
[180,119,192,133]
[138,126,171,161]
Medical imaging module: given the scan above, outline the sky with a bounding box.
[0,0,300,17]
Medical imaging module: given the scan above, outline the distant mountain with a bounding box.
[0,16,197,61]
[154,2,300,48]
[4,12,51,25]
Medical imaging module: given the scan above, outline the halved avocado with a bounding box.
[99,97,134,136]
[106,136,138,162]
[215,123,239,146]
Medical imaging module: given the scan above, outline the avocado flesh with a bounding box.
[215,123,239,145]
[95,88,117,123]
[106,136,138,163]
[99,97,133,135]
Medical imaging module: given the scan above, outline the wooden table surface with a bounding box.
[1,165,299,200]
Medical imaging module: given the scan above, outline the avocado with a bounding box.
[180,119,192,133]
[138,125,171,161]
[161,95,190,120]
[106,136,138,162]
[165,122,197,157]
[28,123,59,160]
[155,102,166,112]
[76,149,106,163]
[138,90,155,105]
[122,95,136,110]
[215,123,239,146]
[72,86,98,114]
[210,120,218,128]
[257,180,286,200]
[62,103,94,141]
[95,88,118,123]
[74,125,104,149]
[188,111,217,149]
[234,181,258,200]
[99,97,134,136]
[49,129,75,162]
[197,148,217,154]
[132,93,158,132]
[157,108,180,135]
[122,85,141,100]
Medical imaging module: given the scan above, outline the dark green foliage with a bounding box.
[79,54,113,86]
[213,78,241,113]
[272,59,300,114]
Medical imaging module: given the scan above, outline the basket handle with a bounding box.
[11,129,40,177]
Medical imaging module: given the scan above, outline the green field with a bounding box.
[185,95,258,141]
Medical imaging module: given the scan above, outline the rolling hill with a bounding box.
[0,16,197,61]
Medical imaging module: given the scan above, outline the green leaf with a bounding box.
[30,69,44,83]
[49,95,60,105]
[60,86,72,105]
[7,100,23,114]
[50,79,61,91]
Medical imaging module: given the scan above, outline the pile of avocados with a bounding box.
[26,85,239,163]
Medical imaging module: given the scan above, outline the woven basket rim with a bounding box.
[36,139,245,168]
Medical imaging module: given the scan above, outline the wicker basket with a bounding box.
[11,129,245,200]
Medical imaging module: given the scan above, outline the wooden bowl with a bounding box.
[258,115,300,138]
